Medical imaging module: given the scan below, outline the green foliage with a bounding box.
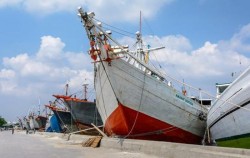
[0,116,7,126]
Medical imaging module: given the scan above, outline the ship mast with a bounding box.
[78,7,165,80]
[134,11,146,70]
[83,84,89,101]
[65,84,69,96]
[38,97,41,115]
[138,10,142,47]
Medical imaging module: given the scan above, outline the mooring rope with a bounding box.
[123,70,147,139]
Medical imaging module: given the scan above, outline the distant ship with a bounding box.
[23,116,31,130]
[45,103,78,133]
[53,84,103,129]
[207,67,250,148]
[45,114,62,133]
[35,115,47,130]
[78,8,208,144]
[28,114,39,130]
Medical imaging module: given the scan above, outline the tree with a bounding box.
[0,116,7,126]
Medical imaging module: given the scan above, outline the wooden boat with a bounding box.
[207,67,250,148]
[53,84,102,129]
[45,115,62,133]
[45,104,78,133]
[28,114,39,130]
[77,8,208,144]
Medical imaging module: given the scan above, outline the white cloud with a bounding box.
[65,51,92,70]
[1,35,93,98]
[0,69,15,79]
[85,0,174,22]
[0,80,17,94]
[118,28,250,80]
[0,69,17,94]
[219,24,250,54]
[3,53,29,71]
[37,36,65,60]
[117,24,250,93]
[0,0,22,7]
[156,38,249,80]
[22,0,84,15]
[0,0,174,22]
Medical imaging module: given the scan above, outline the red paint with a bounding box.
[105,103,202,144]
[53,95,71,100]
[45,105,67,112]
[53,94,95,103]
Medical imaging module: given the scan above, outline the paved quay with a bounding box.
[0,130,158,158]
[1,130,250,158]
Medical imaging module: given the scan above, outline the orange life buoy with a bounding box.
[89,49,97,61]
[182,90,187,96]
[89,41,97,61]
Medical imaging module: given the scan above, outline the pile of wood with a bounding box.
[82,136,102,148]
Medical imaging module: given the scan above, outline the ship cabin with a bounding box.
[215,83,230,98]
[190,96,212,108]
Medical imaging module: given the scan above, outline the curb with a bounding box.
[36,132,250,158]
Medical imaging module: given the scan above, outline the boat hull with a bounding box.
[95,59,207,144]
[208,103,250,148]
[23,119,31,130]
[36,116,47,129]
[106,103,202,144]
[207,67,250,148]
[52,110,78,133]
[29,117,39,130]
[65,99,103,126]
[49,115,62,132]
[216,133,250,148]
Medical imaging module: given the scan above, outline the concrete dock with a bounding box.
[1,130,250,158]
[0,130,157,158]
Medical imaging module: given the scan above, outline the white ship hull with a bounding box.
[78,8,207,144]
[207,67,250,148]
[95,58,207,144]
[29,116,39,130]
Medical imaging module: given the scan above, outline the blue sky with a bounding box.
[1,0,250,121]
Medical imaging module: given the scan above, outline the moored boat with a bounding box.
[17,117,25,130]
[29,114,39,130]
[45,104,78,133]
[36,115,47,130]
[207,67,250,148]
[45,115,62,132]
[64,97,103,127]
[78,8,208,144]
[23,117,31,130]
[53,84,103,129]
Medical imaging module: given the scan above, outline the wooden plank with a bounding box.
[90,136,102,148]
[82,138,95,147]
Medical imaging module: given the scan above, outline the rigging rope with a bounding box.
[128,126,178,137]
[96,55,118,133]
[93,17,135,36]
[140,33,250,115]
[101,25,135,38]
[53,99,76,132]
[160,70,250,114]
[123,70,147,139]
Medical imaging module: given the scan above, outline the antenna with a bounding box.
[38,97,41,115]
[140,10,142,37]
[182,79,187,96]
[65,84,69,96]
[139,11,142,46]
[83,84,89,101]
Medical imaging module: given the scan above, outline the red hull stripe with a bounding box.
[105,103,202,144]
